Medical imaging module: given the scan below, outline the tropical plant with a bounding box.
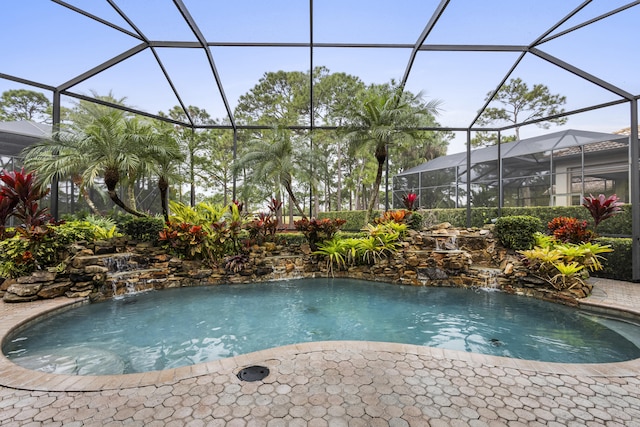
[576,241,614,272]
[365,222,408,240]
[0,193,16,239]
[550,262,585,290]
[158,222,212,261]
[356,233,400,265]
[168,201,227,225]
[224,254,250,274]
[234,128,315,219]
[518,246,563,271]
[402,193,418,211]
[145,122,186,221]
[582,193,623,231]
[54,219,120,244]
[374,209,410,225]
[313,237,348,277]
[294,217,347,251]
[0,235,38,278]
[0,168,52,229]
[246,212,278,244]
[245,199,280,244]
[341,237,361,266]
[518,237,612,291]
[342,84,441,224]
[547,216,594,244]
[533,231,556,248]
[23,106,157,216]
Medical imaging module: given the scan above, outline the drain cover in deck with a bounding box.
[237,365,270,382]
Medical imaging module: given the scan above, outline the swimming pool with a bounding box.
[4,278,640,375]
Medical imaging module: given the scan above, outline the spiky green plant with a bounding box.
[533,232,556,249]
[313,237,347,277]
[553,243,589,264]
[550,261,585,290]
[168,201,227,225]
[518,246,563,271]
[578,241,613,271]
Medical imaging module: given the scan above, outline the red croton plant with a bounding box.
[0,168,52,238]
[582,193,623,231]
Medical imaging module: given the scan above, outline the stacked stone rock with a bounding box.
[0,225,592,306]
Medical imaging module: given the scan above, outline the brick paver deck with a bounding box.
[1,278,639,426]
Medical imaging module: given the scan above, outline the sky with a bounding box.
[1,0,638,155]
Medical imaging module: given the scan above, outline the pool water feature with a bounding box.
[4,278,640,376]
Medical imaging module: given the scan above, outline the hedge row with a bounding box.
[591,237,633,282]
[425,205,632,236]
[320,205,632,236]
[318,210,381,231]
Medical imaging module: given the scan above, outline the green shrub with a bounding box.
[591,237,632,281]
[121,216,165,242]
[0,234,40,278]
[408,205,632,235]
[494,215,543,250]
[407,211,424,230]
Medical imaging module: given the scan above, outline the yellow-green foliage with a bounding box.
[168,201,228,225]
[518,237,613,291]
[312,223,403,276]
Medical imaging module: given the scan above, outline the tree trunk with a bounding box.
[108,190,146,217]
[80,187,101,216]
[275,190,283,226]
[324,178,330,212]
[284,183,307,220]
[365,153,386,224]
[158,176,169,222]
[288,195,294,229]
[189,151,196,207]
[336,144,342,211]
[127,183,137,211]
[104,167,145,217]
[223,177,228,207]
[355,161,366,210]
[72,175,101,216]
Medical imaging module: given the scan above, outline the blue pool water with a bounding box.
[4,278,640,375]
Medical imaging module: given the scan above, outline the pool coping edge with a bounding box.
[1,293,639,392]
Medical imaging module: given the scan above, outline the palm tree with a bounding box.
[146,123,185,221]
[234,128,315,219]
[77,111,152,216]
[343,84,441,223]
[24,109,155,217]
[23,135,103,215]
